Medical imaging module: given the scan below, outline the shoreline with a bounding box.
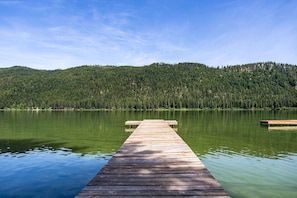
[1,107,297,112]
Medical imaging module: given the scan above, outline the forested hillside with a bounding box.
[0,62,296,110]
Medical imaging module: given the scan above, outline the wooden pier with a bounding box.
[260,120,297,131]
[260,120,297,126]
[76,119,229,197]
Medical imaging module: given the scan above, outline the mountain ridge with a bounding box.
[1,62,296,110]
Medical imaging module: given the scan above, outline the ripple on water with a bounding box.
[0,148,110,198]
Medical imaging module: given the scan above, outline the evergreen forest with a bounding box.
[0,62,296,110]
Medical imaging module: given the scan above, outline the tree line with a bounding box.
[0,62,296,110]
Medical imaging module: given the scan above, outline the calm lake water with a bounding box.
[0,111,296,198]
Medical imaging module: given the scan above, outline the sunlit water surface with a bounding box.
[0,111,296,197]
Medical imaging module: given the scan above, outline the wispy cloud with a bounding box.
[0,0,296,69]
[0,0,22,5]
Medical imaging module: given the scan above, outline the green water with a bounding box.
[0,111,296,197]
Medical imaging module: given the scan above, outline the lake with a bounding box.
[0,111,296,197]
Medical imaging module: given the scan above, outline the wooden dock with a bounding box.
[125,120,178,127]
[76,119,229,197]
[260,120,297,126]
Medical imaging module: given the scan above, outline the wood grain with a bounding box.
[76,120,229,197]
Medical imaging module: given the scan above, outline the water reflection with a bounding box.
[0,148,110,198]
[0,111,297,197]
[268,126,297,131]
[178,111,297,159]
[0,111,130,155]
[201,150,297,198]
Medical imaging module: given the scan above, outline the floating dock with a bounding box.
[76,119,229,197]
[260,120,297,126]
[260,120,297,131]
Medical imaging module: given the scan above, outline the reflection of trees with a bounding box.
[1,110,297,159]
[186,130,297,159]
[0,111,130,155]
[178,111,297,159]
[0,139,88,154]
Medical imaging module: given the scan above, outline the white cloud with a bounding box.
[0,0,297,69]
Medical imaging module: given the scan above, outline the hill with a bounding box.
[0,62,296,110]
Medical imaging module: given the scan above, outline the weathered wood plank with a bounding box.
[76,120,229,197]
[77,189,228,197]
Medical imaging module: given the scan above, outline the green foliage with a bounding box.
[0,62,297,110]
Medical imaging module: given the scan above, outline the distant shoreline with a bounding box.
[1,107,297,112]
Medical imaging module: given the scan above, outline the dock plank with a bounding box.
[76,119,229,197]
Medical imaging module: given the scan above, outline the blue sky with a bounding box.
[0,0,296,70]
